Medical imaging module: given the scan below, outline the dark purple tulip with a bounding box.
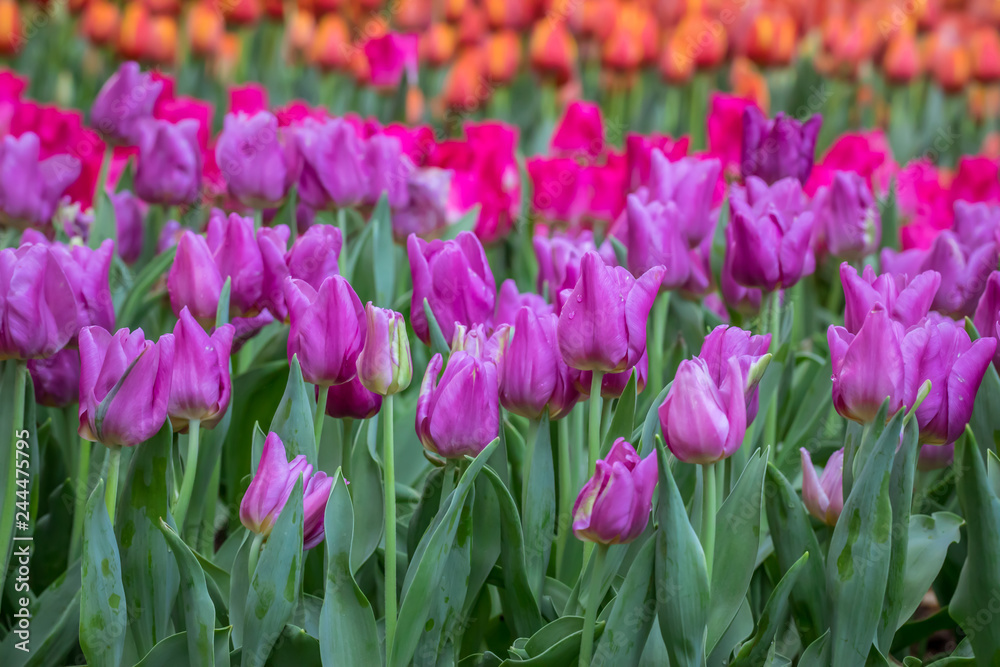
[921,230,998,318]
[168,307,235,431]
[391,168,452,241]
[572,438,657,544]
[495,279,552,327]
[408,231,496,346]
[216,111,298,207]
[286,224,342,291]
[78,326,175,447]
[741,107,822,184]
[841,263,940,335]
[285,275,365,387]
[416,351,500,459]
[645,152,721,248]
[167,231,224,329]
[0,244,79,360]
[364,133,412,208]
[90,61,163,145]
[296,118,367,209]
[29,348,80,407]
[811,171,881,261]
[973,271,1000,368]
[110,190,145,264]
[829,305,905,424]
[625,194,691,291]
[324,376,382,419]
[134,119,203,206]
[0,133,81,229]
[901,314,996,445]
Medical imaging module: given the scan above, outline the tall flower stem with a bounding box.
[701,461,717,579]
[588,372,605,476]
[69,438,92,561]
[579,543,609,667]
[383,394,398,663]
[521,419,541,509]
[247,532,265,578]
[765,291,781,448]
[105,445,122,522]
[555,417,572,581]
[173,419,201,533]
[649,292,671,400]
[315,385,330,449]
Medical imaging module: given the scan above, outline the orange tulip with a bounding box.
[397,0,432,32]
[971,26,1000,83]
[660,34,695,83]
[146,14,177,64]
[309,13,352,70]
[486,29,522,84]
[883,28,922,84]
[927,21,972,92]
[224,0,262,26]
[0,0,20,56]
[117,3,150,60]
[421,23,457,67]
[406,85,425,124]
[731,57,770,113]
[673,12,728,70]
[745,9,796,67]
[579,0,615,41]
[446,0,467,23]
[143,0,180,17]
[602,3,658,71]
[288,8,316,60]
[188,1,224,57]
[458,6,487,46]
[82,0,120,47]
[485,0,534,30]
[444,47,489,111]
[529,19,577,85]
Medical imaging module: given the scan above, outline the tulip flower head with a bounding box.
[90,61,163,145]
[167,231,225,329]
[324,375,383,419]
[416,351,500,459]
[110,190,145,264]
[800,448,844,526]
[499,306,560,420]
[572,438,657,544]
[741,106,822,184]
[0,133,81,230]
[134,118,203,206]
[841,263,940,335]
[828,305,905,424]
[811,171,881,261]
[357,303,412,396]
[168,308,235,431]
[285,275,365,387]
[215,111,298,207]
[29,348,80,407]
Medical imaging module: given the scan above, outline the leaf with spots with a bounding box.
[80,479,127,667]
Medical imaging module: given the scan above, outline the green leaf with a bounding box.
[79,480,127,667]
[89,190,118,250]
[610,236,628,268]
[0,561,81,666]
[242,480,304,667]
[443,205,481,240]
[639,382,671,456]
[732,552,810,666]
[319,471,380,666]
[342,212,376,285]
[602,369,636,455]
[133,628,232,667]
[269,355,317,466]
[949,429,1000,665]
[216,277,232,328]
[391,439,499,667]
[466,474,502,618]
[348,418,384,572]
[371,193,396,307]
[0,361,26,598]
[263,625,320,666]
[592,536,657,666]
[157,520,217,667]
[523,415,556,597]
[966,319,1000,453]
[654,438,710,667]
[407,466,443,559]
[800,631,831,665]
[708,598,753,667]
[117,421,178,656]
[423,298,451,356]
[229,532,252,649]
[116,246,176,327]
[896,512,963,628]
[708,448,768,652]
[500,616,605,666]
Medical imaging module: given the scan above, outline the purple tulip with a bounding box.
[720,237,762,314]
[205,210,264,315]
[296,118,367,209]
[416,351,500,459]
[952,200,1000,252]
[50,240,116,340]
[324,376,383,419]
[901,314,996,445]
[168,307,235,431]
[918,443,954,471]
[391,168,453,241]
[495,279,553,327]
[921,230,998,318]
[450,323,511,365]
[974,271,1000,368]
[533,231,616,313]
[556,252,664,373]
[499,306,560,420]
[90,61,163,145]
[800,448,844,526]
[158,220,183,254]
[829,305,905,424]
[286,224,342,291]
[741,107,822,184]
[625,194,691,290]
[0,133,81,229]
[285,275,365,387]
[78,326,175,447]
[357,303,412,396]
[698,325,772,422]
[110,190,145,264]
[239,431,334,550]
[408,231,496,346]
[168,231,225,329]
[841,263,940,335]
[216,111,299,207]
[364,133,412,208]
[645,153,721,248]
[879,247,928,282]
[0,244,79,360]
[134,119,202,206]
[257,225,291,321]
[572,438,657,545]
[29,348,80,407]
[577,350,648,400]
[811,171,881,261]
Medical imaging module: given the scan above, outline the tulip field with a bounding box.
[5,2,1000,667]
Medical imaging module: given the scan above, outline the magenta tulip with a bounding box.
[324,376,383,419]
[625,194,691,290]
[698,325,772,423]
[134,119,202,206]
[800,448,844,526]
[811,171,881,261]
[110,190,145,264]
[572,438,657,544]
[416,351,500,459]
[828,305,905,424]
[0,244,79,360]
[215,111,298,207]
[286,224,342,291]
[168,307,235,431]
[29,348,80,407]
[285,275,365,387]
[499,306,560,420]
[841,263,940,335]
[89,61,163,145]
[494,278,553,327]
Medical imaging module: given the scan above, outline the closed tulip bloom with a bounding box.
[0,244,79,360]
[495,279,552,327]
[29,348,80,407]
[698,325,772,423]
[167,231,224,329]
[952,201,1000,252]
[286,224,341,290]
[256,225,290,320]
[90,61,163,145]
[572,438,657,545]
[285,275,365,387]
[646,153,722,248]
[558,252,664,372]
[811,171,881,261]
[550,101,604,158]
[974,271,1000,367]
[110,190,145,264]
[800,448,844,526]
[357,303,412,396]
[239,432,334,549]
[741,106,823,184]
[50,240,115,339]
[922,230,998,318]
[297,118,367,209]
[499,306,559,419]
[324,375,382,419]
[842,263,940,335]
[901,315,996,445]
[134,119,202,205]
[168,307,235,431]
[408,231,496,345]
[205,211,264,316]
[364,133,411,208]
[216,111,297,207]
[625,194,691,290]
[659,356,749,464]
[364,32,419,89]
[828,305,905,424]
[391,167,453,240]
[416,351,499,459]
[0,133,81,229]
[78,326,175,447]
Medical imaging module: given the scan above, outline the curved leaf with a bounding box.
[592,536,657,667]
[269,356,317,466]
[157,520,217,667]
[79,479,127,667]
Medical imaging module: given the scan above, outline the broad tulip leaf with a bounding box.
[157,520,216,667]
[800,631,831,665]
[708,598,753,667]
[896,512,963,629]
[639,382,671,456]
[422,298,451,357]
[0,361,25,598]
[371,193,396,307]
[348,418,384,572]
[592,536,657,666]
[269,355,317,466]
[229,532,252,649]
[465,475,502,618]
[80,480,127,667]
[966,319,1000,453]
[116,246,176,327]
[259,624,320,666]
[133,629,231,667]
[406,465,444,559]
[523,414,556,597]
[732,552,810,666]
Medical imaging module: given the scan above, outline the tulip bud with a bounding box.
[54,240,116,341]
[499,307,559,420]
[842,263,940,335]
[239,432,334,549]
[0,244,79,360]
[188,0,223,57]
[811,171,881,261]
[167,231,224,329]
[416,351,499,459]
[357,304,412,396]
[110,190,145,264]
[285,276,365,387]
[625,194,691,291]
[364,134,412,208]
[286,224,342,290]
[800,448,844,526]
[0,0,21,55]
[364,33,419,90]
[741,106,822,185]
[90,61,163,146]
[0,133,81,230]
[256,225,290,320]
[572,438,657,544]
[324,374,383,419]
[205,210,264,315]
[78,326,175,447]
[884,29,921,84]
[216,111,297,207]
[309,14,350,71]
[828,305,905,424]
[168,308,235,431]
[698,325,772,422]
[392,168,453,241]
[134,119,203,206]
[29,348,80,407]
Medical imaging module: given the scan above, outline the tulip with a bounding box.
[215,111,297,207]
[645,153,721,248]
[625,133,690,191]
[297,118,367,209]
[167,231,224,329]
[256,225,290,320]
[811,171,881,261]
[357,304,412,396]
[167,308,235,430]
[50,240,116,340]
[0,133,81,229]
[550,101,604,158]
[800,448,844,526]
[408,231,496,346]
[952,201,1000,252]
[842,263,940,335]
[0,244,79,360]
[572,438,657,544]
[494,278,552,327]
[134,119,202,205]
[450,323,511,365]
[884,30,922,84]
[699,325,772,422]
[416,351,499,459]
[78,326,175,447]
[0,0,21,55]
[918,444,954,471]
[529,19,577,85]
[829,305,905,424]
[158,219,183,253]
[364,134,412,208]
[29,348,80,408]
[974,271,1000,368]
[901,315,996,445]
[110,190,145,264]
[324,374,383,419]
[364,33,419,89]
[286,224,341,290]
[391,168,453,240]
[285,276,364,387]
[533,232,598,311]
[741,106,822,185]
[708,93,755,172]
[90,61,163,145]
[625,194,691,290]
[922,230,998,318]
[499,306,560,420]
[239,431,333,549]
[205,210,264,315]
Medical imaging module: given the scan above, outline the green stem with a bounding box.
[105,445,122,523]
[702,462,717,579]
[649,292,671,400]
[765,291,781,448]
[315,385,329,450]
[579,543,609,667]
[69,438,92,561]
[0,362,27,594]
[825,267,843,318]
[440,460,456,506]
[253,209,264,230]
[383,395,398,662]
[555,417,572,582]
[521,419,541,509]
[172,419,201,533]
[588,372,605,476]
[248,532,265,579]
